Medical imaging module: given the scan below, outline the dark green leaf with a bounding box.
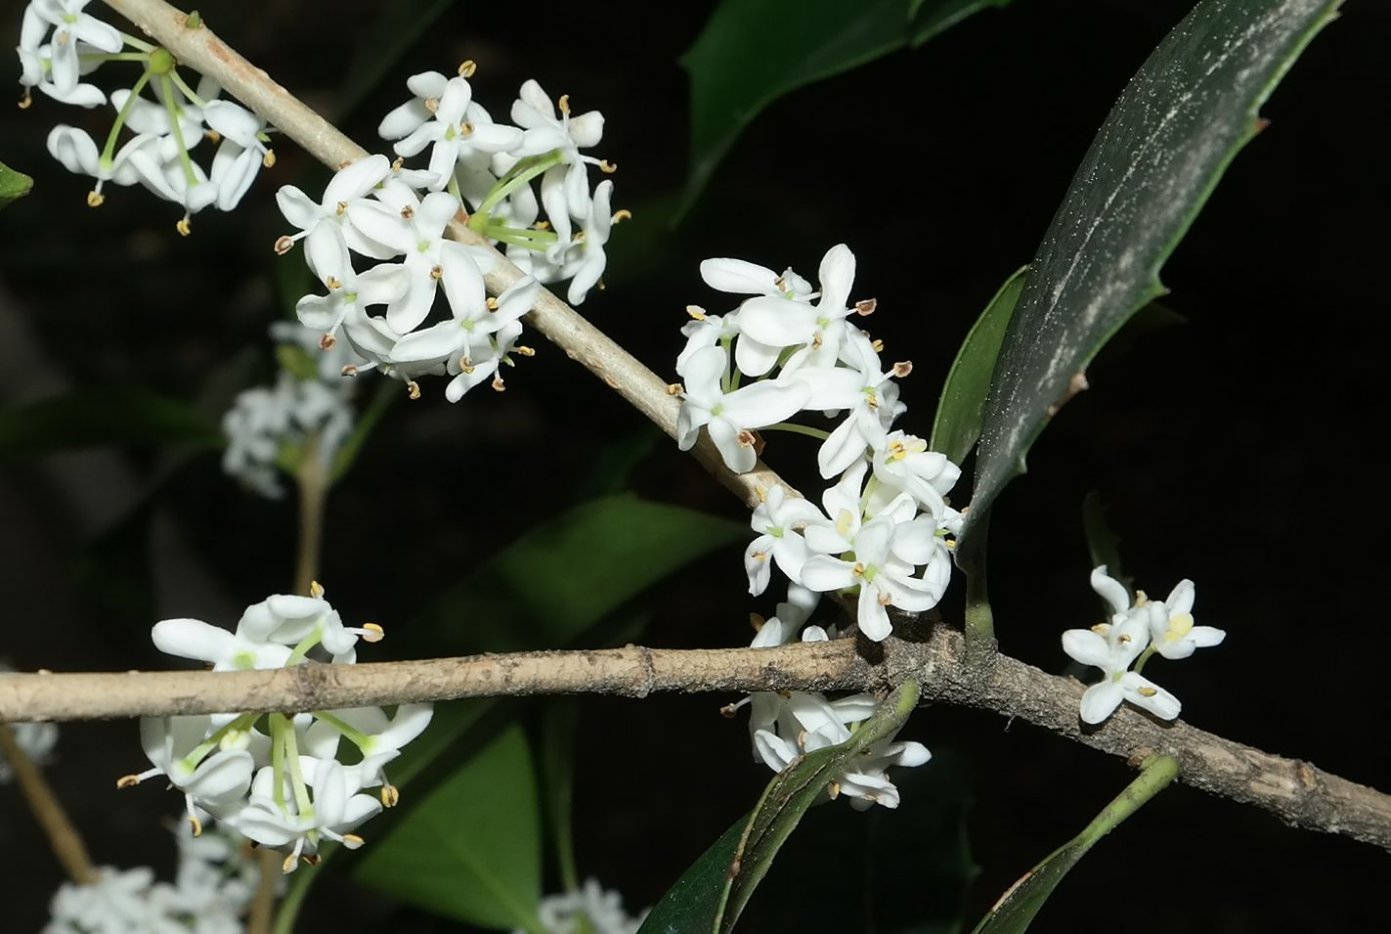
[0,159,33,209]
[401,493,745,656]
[0,389,222,460]
[929,267,1027,464]
[337,0,460,120]
[965,0,1341,540]
[1081,491,1128,595]
[970,756,1178,934]
[354,725,544,932]
[637,815,746,934]
[540,700,580,891]
[678,0,1009,220]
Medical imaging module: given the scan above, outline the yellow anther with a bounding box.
[599,160,618,173]
[274,234,294,255]
[719,703,739,718]
[262,149,276,168]
[458,60,477,78]
[319,332,337,350]
[204,129,222,143]
[391,156,405,172]
[87,190,105,208]
[871,339,884,352]
[380,784,400,807]
[1090,623,1110,635]
[665,382,683,396]
[1164,612,1195,642]
[515,345,536,357]
[835,509,855,537]
[1135,589,1150,607]
[406,380,421,400]
[1118,633,1132,644]
[459,356,476,375]
[18,89,32,109]
[535,219,551,231]
[188,814,203,837]
[812,333,824,349]
[827,781,841,800]
[341,833,365,850]
[612,208,632,222]
[736,428,756,447]
[486,296,500,311]
[491,374,506,392]
[750,612,765,631]
[459,120,475,137]
[360,622,384,642]
[280,854,297,874]
[400,204,414,220]
[309,580,325,598]
[176,218,192,237]
[430,264,443,280]
[558,93,571,115]
[424,97,440,114]
[341,364,359,377]
[1137,686,1158,697]
[892,360,913,378]
[750,550,768,563]
[851,561,867,578]
[336,200,348,216]
[116,774,141,789]
[325,275,343,290]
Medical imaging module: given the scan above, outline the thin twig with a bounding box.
[0,724,98,885]
[4,631,1391,853]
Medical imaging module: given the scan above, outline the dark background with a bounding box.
[1,0,1386,931]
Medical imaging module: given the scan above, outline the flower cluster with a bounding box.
[727,586,931,809]
[679,244,963,641]
[1062,565,1226,725]
[120,585,433,872]
[44,824,262,933]
[17,1,273,232]
[526,878,648,934]
[278,68,622,401]
[221,322,362,499]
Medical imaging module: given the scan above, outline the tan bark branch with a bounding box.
[0,724,98,885]
[4,630,1391,853]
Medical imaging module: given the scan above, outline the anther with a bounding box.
[458,60,476,78]
[719,703,739,718]
[871,339,884,352]
[87,190,105,208]
[319,333,337,350]
[430,264,443,280]
[204,129,222,144]
[381,784,400,807]
[558,94,571,116]
[188,814,203,837]
[310,580,325,598]
[491,374,506,392]
[18,88,32,109]
[855,298,877,316]
[116,774,140,789]
[599,160,618,174]
[360,622,385,642]
[400,204,414,220]
[325,276,343,290]
[406,381,421,400]
[176,218,192,237]
[335,200,348,216]
[273,234,294,255]
[612,208,632,222]
[515,345,536,357]
[665,382,683,395]
[486,297,499,311]
[892,361,913,378]
[341,364,359,377]
[1137,686,1158,697]
[341,834,365,850]
[459,121,475,137]
[424,97,440,115]
[262,149,276,168]
[391,156,405,172]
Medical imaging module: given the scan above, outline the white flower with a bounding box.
[834,726,931,811]
[530,878,647,934]
[19,0,122,108]
[226,756,382,871]
[675,345,810,473]
[276,154,397,263]
[203,99,272,210]
[1146,578,1225,660]
[510,79,607,244]
[558,178,614,305]
[735,243,860,375]
[807,331,909,478]
[44,866,167,934]
[744,484,828,595]
[697,256,814,376]
[871,431,961,517]
[382,72,522,191]
[1060,566,1182,724]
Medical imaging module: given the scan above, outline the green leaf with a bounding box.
[0,159,33,209]
[401,493,746,656]
[971,756,1177,933]
[639,680,921,933]
[354,725,544,932]
[1081,491,1128,594]
[0,389,222,460]
[965,0,1341,540]
[678,0,1009,221]
[638,816,747,934]
[929,267,1027,464]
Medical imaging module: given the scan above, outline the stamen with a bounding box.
[400,204,414,220]
[855,298,877,316]
[380,784,400,808]
[115,774,141,789]
[424,97,440,115]
[325,276,343,290]
[599,160,618,174]
[430,264,443,280]
[457,60,476,78]
[491,374,506,392]
[358,622,384,643]
[18,88,32,109]
[892,361,913,378]
[335,200,348,216]
[558,94,571,116]
[341,364,359,377]
[406,381,421,400]
[309,581,325,599]
[612,208,632,222]
[262,149,276,168]
[319,333,337,350]
[515,345,536,357]
[341,834,365,849]
[87,191,105,208]
[486,297,499,311]
[273,234,294,255]
[665,382,683,395]
[1137,686,1158,697]
[871,339,885,352]
[176,217,192,237]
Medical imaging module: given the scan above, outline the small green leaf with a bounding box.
[0,159,34,209]
[640,681,921,933]
[929,266,1027,464]
[0,389,222,460]
[970,756,1179,934]
[965,0,1342,541]
[637,815,747,934]
[678,0,1008,220]
[354,725,544,932]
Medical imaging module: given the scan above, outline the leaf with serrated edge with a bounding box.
[965,0,1342,541]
